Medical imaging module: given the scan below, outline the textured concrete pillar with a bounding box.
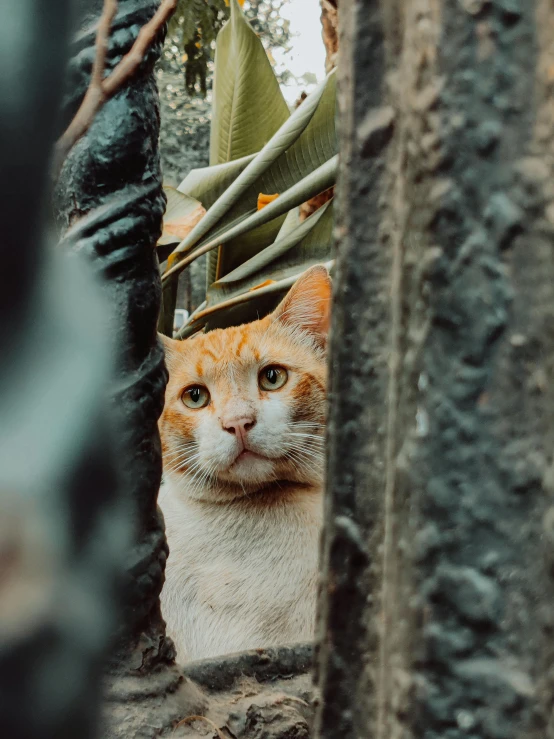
[316,1,390,736]
[317,1,554,737]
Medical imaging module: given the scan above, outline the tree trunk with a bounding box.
[317,0,554,737]
[315,2,390,735]
[55,1,205,735]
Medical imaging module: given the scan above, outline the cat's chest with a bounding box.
[159,481,322,658]
[160,483,322,603]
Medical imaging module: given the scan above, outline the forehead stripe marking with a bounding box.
[203,346,218,361]
[235,331,248,356]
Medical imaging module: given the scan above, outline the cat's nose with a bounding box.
[222,417,257,440]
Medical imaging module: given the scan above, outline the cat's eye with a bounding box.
[259,365,288,391]
[182,385,210,409]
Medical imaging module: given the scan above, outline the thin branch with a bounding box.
[55,0,117,172]
[91,0,118,89]
[103,0,177,96]
[54,0,177,175]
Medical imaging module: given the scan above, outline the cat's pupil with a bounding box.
[266,369,278,384]
[191,388,200,402]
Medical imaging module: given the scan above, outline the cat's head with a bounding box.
[159,266,331,502]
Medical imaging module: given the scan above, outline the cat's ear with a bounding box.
[158,333,180,371]
[272,265,332,342]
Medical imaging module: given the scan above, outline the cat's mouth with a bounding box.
[220,447,276,483]
[233,449,266,464]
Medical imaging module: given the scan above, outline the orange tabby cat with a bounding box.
[158,266,331,661]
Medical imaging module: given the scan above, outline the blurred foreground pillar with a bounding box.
[318,0,554,736]
[0,1,131,738]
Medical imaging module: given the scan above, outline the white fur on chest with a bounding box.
[159,477,322,661]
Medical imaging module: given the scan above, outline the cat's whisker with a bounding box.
[290,421,325,429]
[287,435,325,443]
[184,458,219,497]
[285,435,324,445]
[165,452,199,470]
[290,421,325,425]
[166,442,198,453]
[164,451,204,474]
[165,445,199,457]
[289,432,324,442]
[165,454,202,468]
[165,445,202,459]
[284,447,314,463]
[285,441,325,457]
[287,448,323,470]
[283,448,322,480]
[283,450,319,482]
[185,461,209,483]
[284,450,324,466]
[171,461,201,482]
[287,430,325,436]
[195,461,217,490]
[164,450,201,466]
[286,436,324,447]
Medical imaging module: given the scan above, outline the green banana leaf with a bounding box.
[156,187,205,329]
[175,75,330,258]
[174,198,334,337]
[213,69,336,280]
[177,153,256,210]
[217,199,333,284]
[207,0,291,286]
[275,207,302,239]
[205,216,286,289]
[163,155,337,282]
[178,0,292,288]
[169,71,337,279]
[209,0,289,166]
[176,257,335,339]
[159,0,338,337]
[157,187,205,246]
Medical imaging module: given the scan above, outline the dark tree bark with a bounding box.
[55,1,205,735]
[315,2,390,737]
[317,0,554,737]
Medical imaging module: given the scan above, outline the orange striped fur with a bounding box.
[158,266,331,660]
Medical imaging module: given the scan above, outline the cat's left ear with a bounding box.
[272,265,332,344]
[158,333,180,371]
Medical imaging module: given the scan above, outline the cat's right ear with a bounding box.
[158,333,180,371]
[271,265,332,344]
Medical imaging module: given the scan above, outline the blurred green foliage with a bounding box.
[167,0,292,95]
